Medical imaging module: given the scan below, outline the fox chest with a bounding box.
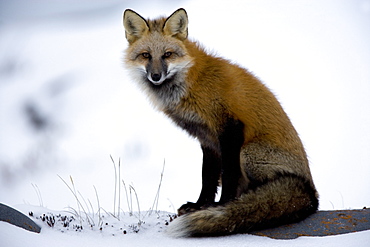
[165,108,221,151]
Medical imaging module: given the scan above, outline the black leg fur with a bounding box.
[219,118,244,203]
[197,146,222,205]
[178,118,245,215]
[178,146,221,215]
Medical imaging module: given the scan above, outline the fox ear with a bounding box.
[163,8,188,40]
[123,9,149,44]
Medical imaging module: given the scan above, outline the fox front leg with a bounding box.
[177,118,244,215]
[178,145,221,215]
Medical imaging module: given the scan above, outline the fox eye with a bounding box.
[141,52,151,58]
[163,52,172,58]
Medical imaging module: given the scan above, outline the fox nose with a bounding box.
[151,73,161,82]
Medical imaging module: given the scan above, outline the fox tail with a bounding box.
[166,174,318,237]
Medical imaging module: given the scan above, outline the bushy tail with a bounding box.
[167,174,318,237]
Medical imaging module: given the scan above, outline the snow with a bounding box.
[1,204,369,247]
[1,0,370,246]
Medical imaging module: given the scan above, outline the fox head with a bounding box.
[123,8,193,94]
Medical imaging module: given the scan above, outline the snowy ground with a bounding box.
[1,0,370,246]
[1,204,369,247]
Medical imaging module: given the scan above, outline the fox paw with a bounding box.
[177,202,201,216]
[178,202,218,216]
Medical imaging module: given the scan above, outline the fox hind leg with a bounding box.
[218,118,244,204]
[233,173,319,233]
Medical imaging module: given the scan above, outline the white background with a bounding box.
[1,0,369,215]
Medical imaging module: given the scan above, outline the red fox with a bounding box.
[123,8,319,237]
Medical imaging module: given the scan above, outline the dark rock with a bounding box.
[250,208,370,239]
[0,203,41,233]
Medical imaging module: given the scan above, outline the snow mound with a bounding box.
[24,205,175,237]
